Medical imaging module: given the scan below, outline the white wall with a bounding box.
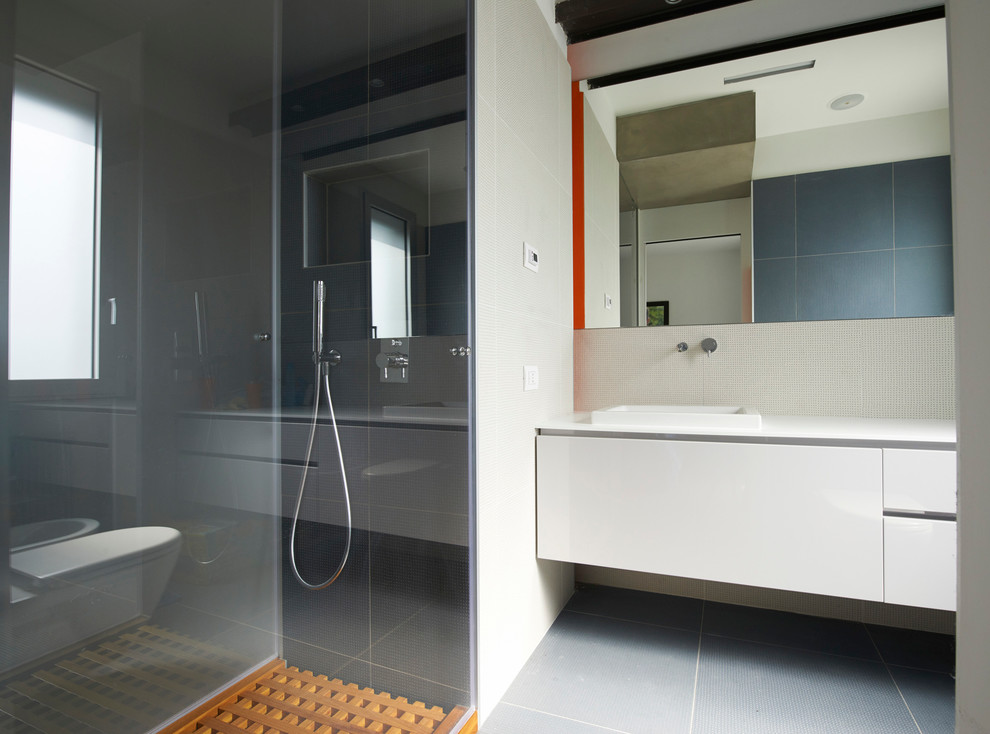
[947,0,990,731]
[475,0,574,720]
[583,97,620,328]
[754,109,951,180]
[638,198,752,323]
[646,239,741,326]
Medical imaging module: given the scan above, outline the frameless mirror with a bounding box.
[303,150,429,339]
[583,16,951,328]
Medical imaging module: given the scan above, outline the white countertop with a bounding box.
[539,412,956,447]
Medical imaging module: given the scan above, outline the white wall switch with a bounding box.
[524,365,539,391]
[524,242,539,272]
[604,293,613,310]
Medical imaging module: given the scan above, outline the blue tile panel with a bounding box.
[797,250,895,321]
[894,156,953,248]
[754,258,796,323]
[895,245,954,317]
[753,155,953,322]
[753,177,796,260]
[797,163,894,256]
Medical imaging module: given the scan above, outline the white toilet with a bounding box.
[7,527,181,668]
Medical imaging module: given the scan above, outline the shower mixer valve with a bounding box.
[375,350,409,382]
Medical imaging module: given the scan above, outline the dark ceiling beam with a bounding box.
[555,0,755,45]
[586,5,945,89]
[229,34,466,135]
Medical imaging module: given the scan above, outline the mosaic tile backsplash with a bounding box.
[575,316,955,420]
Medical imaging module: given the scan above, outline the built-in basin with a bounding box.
[591,405,762,430]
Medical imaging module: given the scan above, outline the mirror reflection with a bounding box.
[583,17,951,328]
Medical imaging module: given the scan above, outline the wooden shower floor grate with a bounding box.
[0,623,253,734]
[174,663,468,734]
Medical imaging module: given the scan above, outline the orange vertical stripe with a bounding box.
[571,81,585,330]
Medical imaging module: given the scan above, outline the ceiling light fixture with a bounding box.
[829,93,866,110]
[723,59,816,85]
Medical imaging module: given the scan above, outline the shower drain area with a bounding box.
[175,664,469,734]
[0,623,471,734]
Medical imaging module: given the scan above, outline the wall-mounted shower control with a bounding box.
[450,346,471,357]
[376,347,409,383]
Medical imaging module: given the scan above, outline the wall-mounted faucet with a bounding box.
[701,338,718,357]
[676,342,688,353]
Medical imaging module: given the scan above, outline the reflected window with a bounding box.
[8,61,100,380]
[369,201,412,340]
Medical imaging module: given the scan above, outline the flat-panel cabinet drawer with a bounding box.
[536,435,883,602]
[884,516,956,611]
[883,449,956,514]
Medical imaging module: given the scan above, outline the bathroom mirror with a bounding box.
[303,151,429,339]
[581,16,952,328]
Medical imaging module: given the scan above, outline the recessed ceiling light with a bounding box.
[723,60,816,85]
[369,78,385,88]
[665,0,683,4]
[829,93,866,111]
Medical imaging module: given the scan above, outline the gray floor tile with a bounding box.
[867,624,956,674]
[566,584,703,632]
[368,663,469,713]
[369,602,470,689]
[694,635,919,734]
[480,703,630,734]
[889,665,955,734]
[702,602,880,660]
[503,611,697,734]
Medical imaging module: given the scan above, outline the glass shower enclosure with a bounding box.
[0,1,473,732]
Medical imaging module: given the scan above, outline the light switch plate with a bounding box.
[524,242,539,272]
[524,365,539,391]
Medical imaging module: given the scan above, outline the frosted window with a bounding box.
[370,207,410,339]
[8,62,99,380]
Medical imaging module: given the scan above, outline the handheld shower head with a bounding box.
[313,281,326,362]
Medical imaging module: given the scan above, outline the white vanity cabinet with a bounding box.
[883,449,957,611]
[536,417,958,611]
[536,435,885,601]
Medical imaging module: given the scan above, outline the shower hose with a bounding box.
[289,359,352,590]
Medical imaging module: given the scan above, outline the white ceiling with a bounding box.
[592,18,948,140]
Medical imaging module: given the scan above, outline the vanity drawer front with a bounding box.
[537,435,883,601]
[884,516,956,611]
[883,448,956,513]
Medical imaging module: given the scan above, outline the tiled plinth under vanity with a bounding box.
[503,413,957,733]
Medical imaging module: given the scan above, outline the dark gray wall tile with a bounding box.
[797,250,895,320]
[754,258,796,323]
[894,156,953,248]
[895,245,954,316]
[753,176,796,260]
[797,164,893,256]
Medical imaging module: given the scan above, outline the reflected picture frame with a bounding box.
[647,300,669,326]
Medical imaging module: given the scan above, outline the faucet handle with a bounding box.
[701,337,717,357]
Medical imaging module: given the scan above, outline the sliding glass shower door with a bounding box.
[1,1,281,730]
[0,1,473,731]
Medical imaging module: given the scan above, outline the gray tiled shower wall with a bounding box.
[753,156,953,322]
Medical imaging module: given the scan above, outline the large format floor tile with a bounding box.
[480,585,955,734]
[482,703,630,734]
[693,635,919,734]
[501,611,699,734]
[702,602,880,660]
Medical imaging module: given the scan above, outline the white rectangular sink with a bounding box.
[590,404,762,430]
